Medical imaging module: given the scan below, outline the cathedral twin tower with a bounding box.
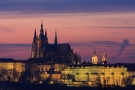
[92,49,107,65]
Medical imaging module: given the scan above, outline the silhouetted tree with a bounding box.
[13,69,20,82]
[123,76,133,86]
[0,68,8,81]
[67,74,75,81]
[19,70,31,83]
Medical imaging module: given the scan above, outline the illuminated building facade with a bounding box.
[92,49,98,64]
[0,58,25,82]
[61,65,127,86]
[91,49,107,65]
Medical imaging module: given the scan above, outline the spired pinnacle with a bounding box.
[55,30,57,38]
[45,29,47,37]
[54,30,57,44]
[41,19,43,28]
[93,49,96,56]
[103,49,107,58]
[34,28,37,39]
[40,20,44,38]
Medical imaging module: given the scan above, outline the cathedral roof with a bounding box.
[44,44,72,52]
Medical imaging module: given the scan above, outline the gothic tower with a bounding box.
[31,29,37,58]
[31,22,74,65]
[92,49,98,64]
[102,49,107,64]
[44,29,48,44]
[54,31,57,45]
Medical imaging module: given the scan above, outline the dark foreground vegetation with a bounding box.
[0,81,135,90]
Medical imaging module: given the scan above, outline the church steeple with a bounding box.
[103,49,107,58]
[34,28,37,39]
[40,21,43,32]
[93,49,96,56]
[39,20,44,39]
[41,21,43,28]
[102,49,107,64]
[54,30,57,44]
[92,49,98,64]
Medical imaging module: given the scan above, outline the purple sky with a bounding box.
[0,0,135,63]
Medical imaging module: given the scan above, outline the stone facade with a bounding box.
[61,65,127,86]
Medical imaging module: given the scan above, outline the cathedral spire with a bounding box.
[45,29,47,37]
[54,30,57,44]
[34,28,37,39]
[102,49,107,64]
[40,20,44,39]
[40,20,43,32]
[41,20,43,28]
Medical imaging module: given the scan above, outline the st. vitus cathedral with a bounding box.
[31,22,81,64]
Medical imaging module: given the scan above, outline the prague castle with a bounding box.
[0,23,135,87]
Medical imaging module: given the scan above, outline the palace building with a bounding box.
[61,65,127,86]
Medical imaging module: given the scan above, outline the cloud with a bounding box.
[0,44,31,59]
[0,44,31,53]
[113,39,130,58]
[0,0,135,14]
[0,41,134,63]
[71,41,120,48]
[95,27,135,29]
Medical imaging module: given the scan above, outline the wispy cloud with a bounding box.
[0,44,31,59]
[71,40,120,48]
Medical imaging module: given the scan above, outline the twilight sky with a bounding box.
[0,0,135,63]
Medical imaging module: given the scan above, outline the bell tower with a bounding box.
[92,49,98,64]
[102,49,107,64]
